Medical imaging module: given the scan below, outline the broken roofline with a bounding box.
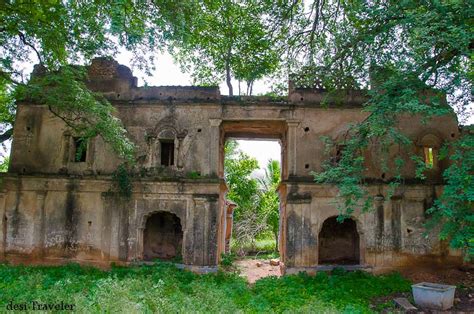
[30,57,444,108]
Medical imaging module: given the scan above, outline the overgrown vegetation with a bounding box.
[425,129,474,257]
[294,0,473,259]
[224,141,281,255]
[231,235,278,256]
[111,163,133,199]
[0,263,411,313]
[220,252,236,267]
[1,0,471,257]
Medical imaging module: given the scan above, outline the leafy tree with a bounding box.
[171,0,282,95]
[0,1,197,160]
[1,0,471,257]
[224,140,262,252]
[224,140,259,212]
[257,159,281,251]
[224,141,282,254]
[280,0,473,257]
[425,129,473,257]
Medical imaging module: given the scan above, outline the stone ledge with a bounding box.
[132,261,218,274]
[284,264,373,275]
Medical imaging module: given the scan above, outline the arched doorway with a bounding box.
[143,212,183,261]
[318,217,360,265]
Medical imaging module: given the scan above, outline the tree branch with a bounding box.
[0,128,13,143]
[18,31,43,64]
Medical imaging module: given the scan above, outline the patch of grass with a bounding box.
[0,262,411,313]
[253,238,276,252]
[231,234,277,255]
[244,251,280,260]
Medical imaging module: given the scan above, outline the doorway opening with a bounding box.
[224,138,282,282]
[143,211,183,261]
[318,217,360,265]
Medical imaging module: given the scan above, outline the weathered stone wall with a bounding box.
[0,176,220,267]
[1,58,463,272]
[281,183,462,274]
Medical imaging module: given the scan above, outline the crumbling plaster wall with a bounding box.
[1,58,463,271]
[0,176,220,266]
[281,182,461,273]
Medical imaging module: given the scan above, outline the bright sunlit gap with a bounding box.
[116,50,271,96]
[235,140,281,178]
[224,139,282,268]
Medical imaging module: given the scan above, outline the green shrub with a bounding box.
[220,253,236,267]
[0,263,411,313]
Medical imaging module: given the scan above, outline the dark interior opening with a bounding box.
[72,137,87,162]
[318,217,360,265]
[160,141,174,166]
[143,211,183,261]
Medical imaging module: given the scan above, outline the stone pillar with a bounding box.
[391,198,402,251]
[191,197,207,265]
[100,193,111,261]
[287,120,300,176]
[118,202,130,262]
[384,199,393,242]
[86,137,96,172]
[283,188,313,269]
[129,198,141,261]
[208,119,222,176]
[35,191,47,258]
[374,194,385,246]
[191,195,219,266]
[146,136,157,168]
[0,193,6,258]
[176,133,185,169]
[61,133,71,168]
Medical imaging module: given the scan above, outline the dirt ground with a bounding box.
[399,266,474,287]
[375,266,474,312]
[235,259,281,283]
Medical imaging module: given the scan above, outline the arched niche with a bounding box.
[143,211,183,261]
[318,216,361,265]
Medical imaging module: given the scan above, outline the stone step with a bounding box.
[394,297,417,311]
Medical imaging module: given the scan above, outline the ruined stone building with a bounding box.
[0,58,464,273]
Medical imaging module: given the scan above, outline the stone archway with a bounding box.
[143,211,183,261]
[217,120,287,262]
[318,216,360,265]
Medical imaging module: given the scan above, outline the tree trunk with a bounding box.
[225,49,233,96]
[246,80,254,96]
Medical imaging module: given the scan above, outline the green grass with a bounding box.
[0,262,411,313]
[231,234,278,255]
